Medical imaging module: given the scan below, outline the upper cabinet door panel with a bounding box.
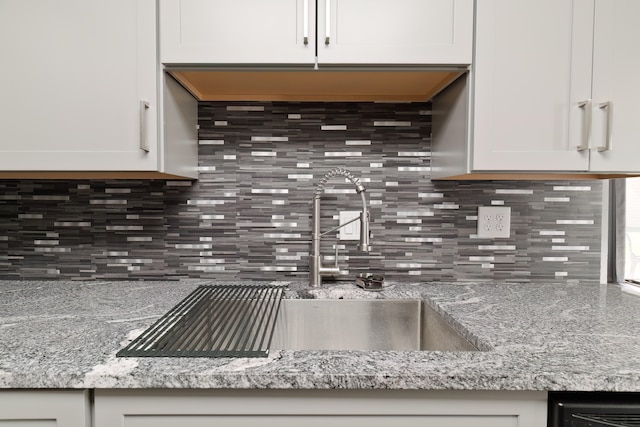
[0,0,158,171]
[589,0,640,173]
[160,0,315,65]
[316,0,473,65]
[472,0,593,171]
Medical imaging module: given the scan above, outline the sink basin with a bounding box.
[270,299,478,352]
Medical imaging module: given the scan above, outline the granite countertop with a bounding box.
[1,279,640,391]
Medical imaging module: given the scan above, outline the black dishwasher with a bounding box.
[549,392,640,426]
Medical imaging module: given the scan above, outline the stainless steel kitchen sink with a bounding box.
[118,287,479,358]
[270,299,478,352]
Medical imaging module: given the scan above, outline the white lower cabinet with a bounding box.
[94,389,547,427]
[0,390,90,427]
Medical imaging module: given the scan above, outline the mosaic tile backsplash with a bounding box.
[0,102,602,282]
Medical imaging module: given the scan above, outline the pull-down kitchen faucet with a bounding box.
[310,168,371,287]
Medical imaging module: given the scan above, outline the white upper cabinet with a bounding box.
[432,0,640,177]
[159,0,473,65]
[160,0,315,65]
[588,0,640,173]
[0,0,198,178]
[471,0,593,172]
[0,0,158,173]
[317,0,473,65]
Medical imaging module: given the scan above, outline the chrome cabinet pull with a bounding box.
[577,99,592,151]
[140,100,150,153]
[303,0,309,45]
[325,0,330,45]
[597,101,613,152]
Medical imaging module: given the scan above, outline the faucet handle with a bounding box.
[333,245,340,268]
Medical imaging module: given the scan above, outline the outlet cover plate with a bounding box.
[477,206,511,238]
[339,211,361,241]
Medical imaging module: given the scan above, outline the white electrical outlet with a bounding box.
[339,211,361,241]
[477,206,511,238]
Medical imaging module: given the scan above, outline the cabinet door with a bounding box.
[160,0,315,65]
[0,390,90,427]
[0,0,158,172]
[471,0,593,172]
[316,0,473,65]
[95,390,547,427]
[588,0,640,173]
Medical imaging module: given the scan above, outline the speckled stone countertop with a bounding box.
[1,279,640,391]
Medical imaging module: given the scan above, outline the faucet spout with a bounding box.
[310,168,371,287]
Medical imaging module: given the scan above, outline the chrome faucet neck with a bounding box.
[310,168,371,287]
[313,167,365,199]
